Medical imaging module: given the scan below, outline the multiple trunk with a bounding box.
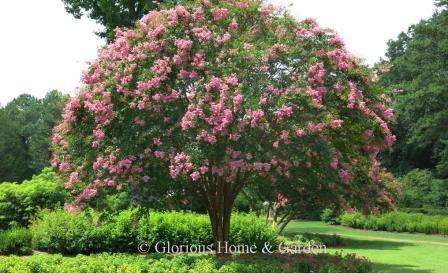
[198,175,243,256]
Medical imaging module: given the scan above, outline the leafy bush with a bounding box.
[230,213,278,249]
[137,211,213,247]
[397,169,448,212]
[31,208,105,254]
[320,208,341,225]
[0,168,68,229]
[282,233,343,248]
[399,207,448,216]
[339,211,448,235]
[0,253,373,273]
[0,227,32,255]
[31,209,277,254]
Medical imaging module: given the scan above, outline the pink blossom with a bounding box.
[190,171,201,181]
[153,138,162,146]
[59,162,70,172]
[233,94,244,112]
[154,151,165,159]
[224,74,238,86]
[339,169,352,184]
[211,8,229,21]
[330,158,338,169]
[228,19,238,32]
[280,130,290,144]
[243,43,253,50]
[330,119,344,128]
[199,165,209,174]
[69,172,78,183]
[236,1,249,9]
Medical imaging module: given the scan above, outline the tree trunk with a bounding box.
[277,212,295,234]
[203,176,238,256]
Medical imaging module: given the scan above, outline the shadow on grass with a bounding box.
[373,262,433,273]
[339,237,414,250]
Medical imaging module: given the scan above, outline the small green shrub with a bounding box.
[137,210,213,247]
[0,253,373,273]
[31,209,278,254]
[230,213,278,249]
[30,208,104,254]
[0,168,68,229]
[281,233,343,249]
[339,211,448,235]
[0,227,32,255]
[320,208,341,225]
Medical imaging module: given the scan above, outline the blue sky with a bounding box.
[0,0,436,105]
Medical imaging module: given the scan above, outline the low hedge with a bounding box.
[31,209,278,254]
[0,227,32,255]
[0,253,373,273]
[0,168,68,229]
[339,211,448,235]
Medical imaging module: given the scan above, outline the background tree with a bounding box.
[377,1,448,213]
[0,91,68,182]
[379,2,448,178]
[53,0,396,254]
[61,0,176,40]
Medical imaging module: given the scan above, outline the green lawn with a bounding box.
[283,221,448,273]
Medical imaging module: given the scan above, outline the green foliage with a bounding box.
[31,209,277,254]
[0,91,68,182]
[137,211,213,247]
[0,228,32,255]
[230,213,278,249]
[320,208,341,225]
[397,169,448,210]
[0,168,68,229]
[281,233,343,248]
[0,252,373,273]
[61,0,176,40]
[379,5,448,178]
[340,211,448,235]
[31,208,105,254]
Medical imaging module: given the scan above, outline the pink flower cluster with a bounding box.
[211,8,229,21]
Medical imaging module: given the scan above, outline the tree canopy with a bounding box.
[61,0,176,40]
[53,0,397,253]
[0,91,68,182]
[379,3,448,178]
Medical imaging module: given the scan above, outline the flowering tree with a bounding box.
[52,0,396,253]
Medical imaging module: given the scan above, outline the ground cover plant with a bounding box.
[0,252,374,273]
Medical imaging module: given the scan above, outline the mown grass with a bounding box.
[283,221,448,273]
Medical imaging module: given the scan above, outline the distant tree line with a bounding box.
[379,0,448,212]
[0,91,68,182]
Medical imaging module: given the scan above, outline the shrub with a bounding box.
[0,168,68,229]
[0,253,373,273]
[31,209,277,254]
[285,233,343,248]
[137,211,213,247]
[0,227,32,255]
[339,211,448,235]
[30,209,105,254]
[397,169,448,211]
[320,208,341,225]
[230,213,278,249]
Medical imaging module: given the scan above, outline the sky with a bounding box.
[0,0,436,106]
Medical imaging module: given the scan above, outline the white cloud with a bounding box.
[0,0,436,105]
